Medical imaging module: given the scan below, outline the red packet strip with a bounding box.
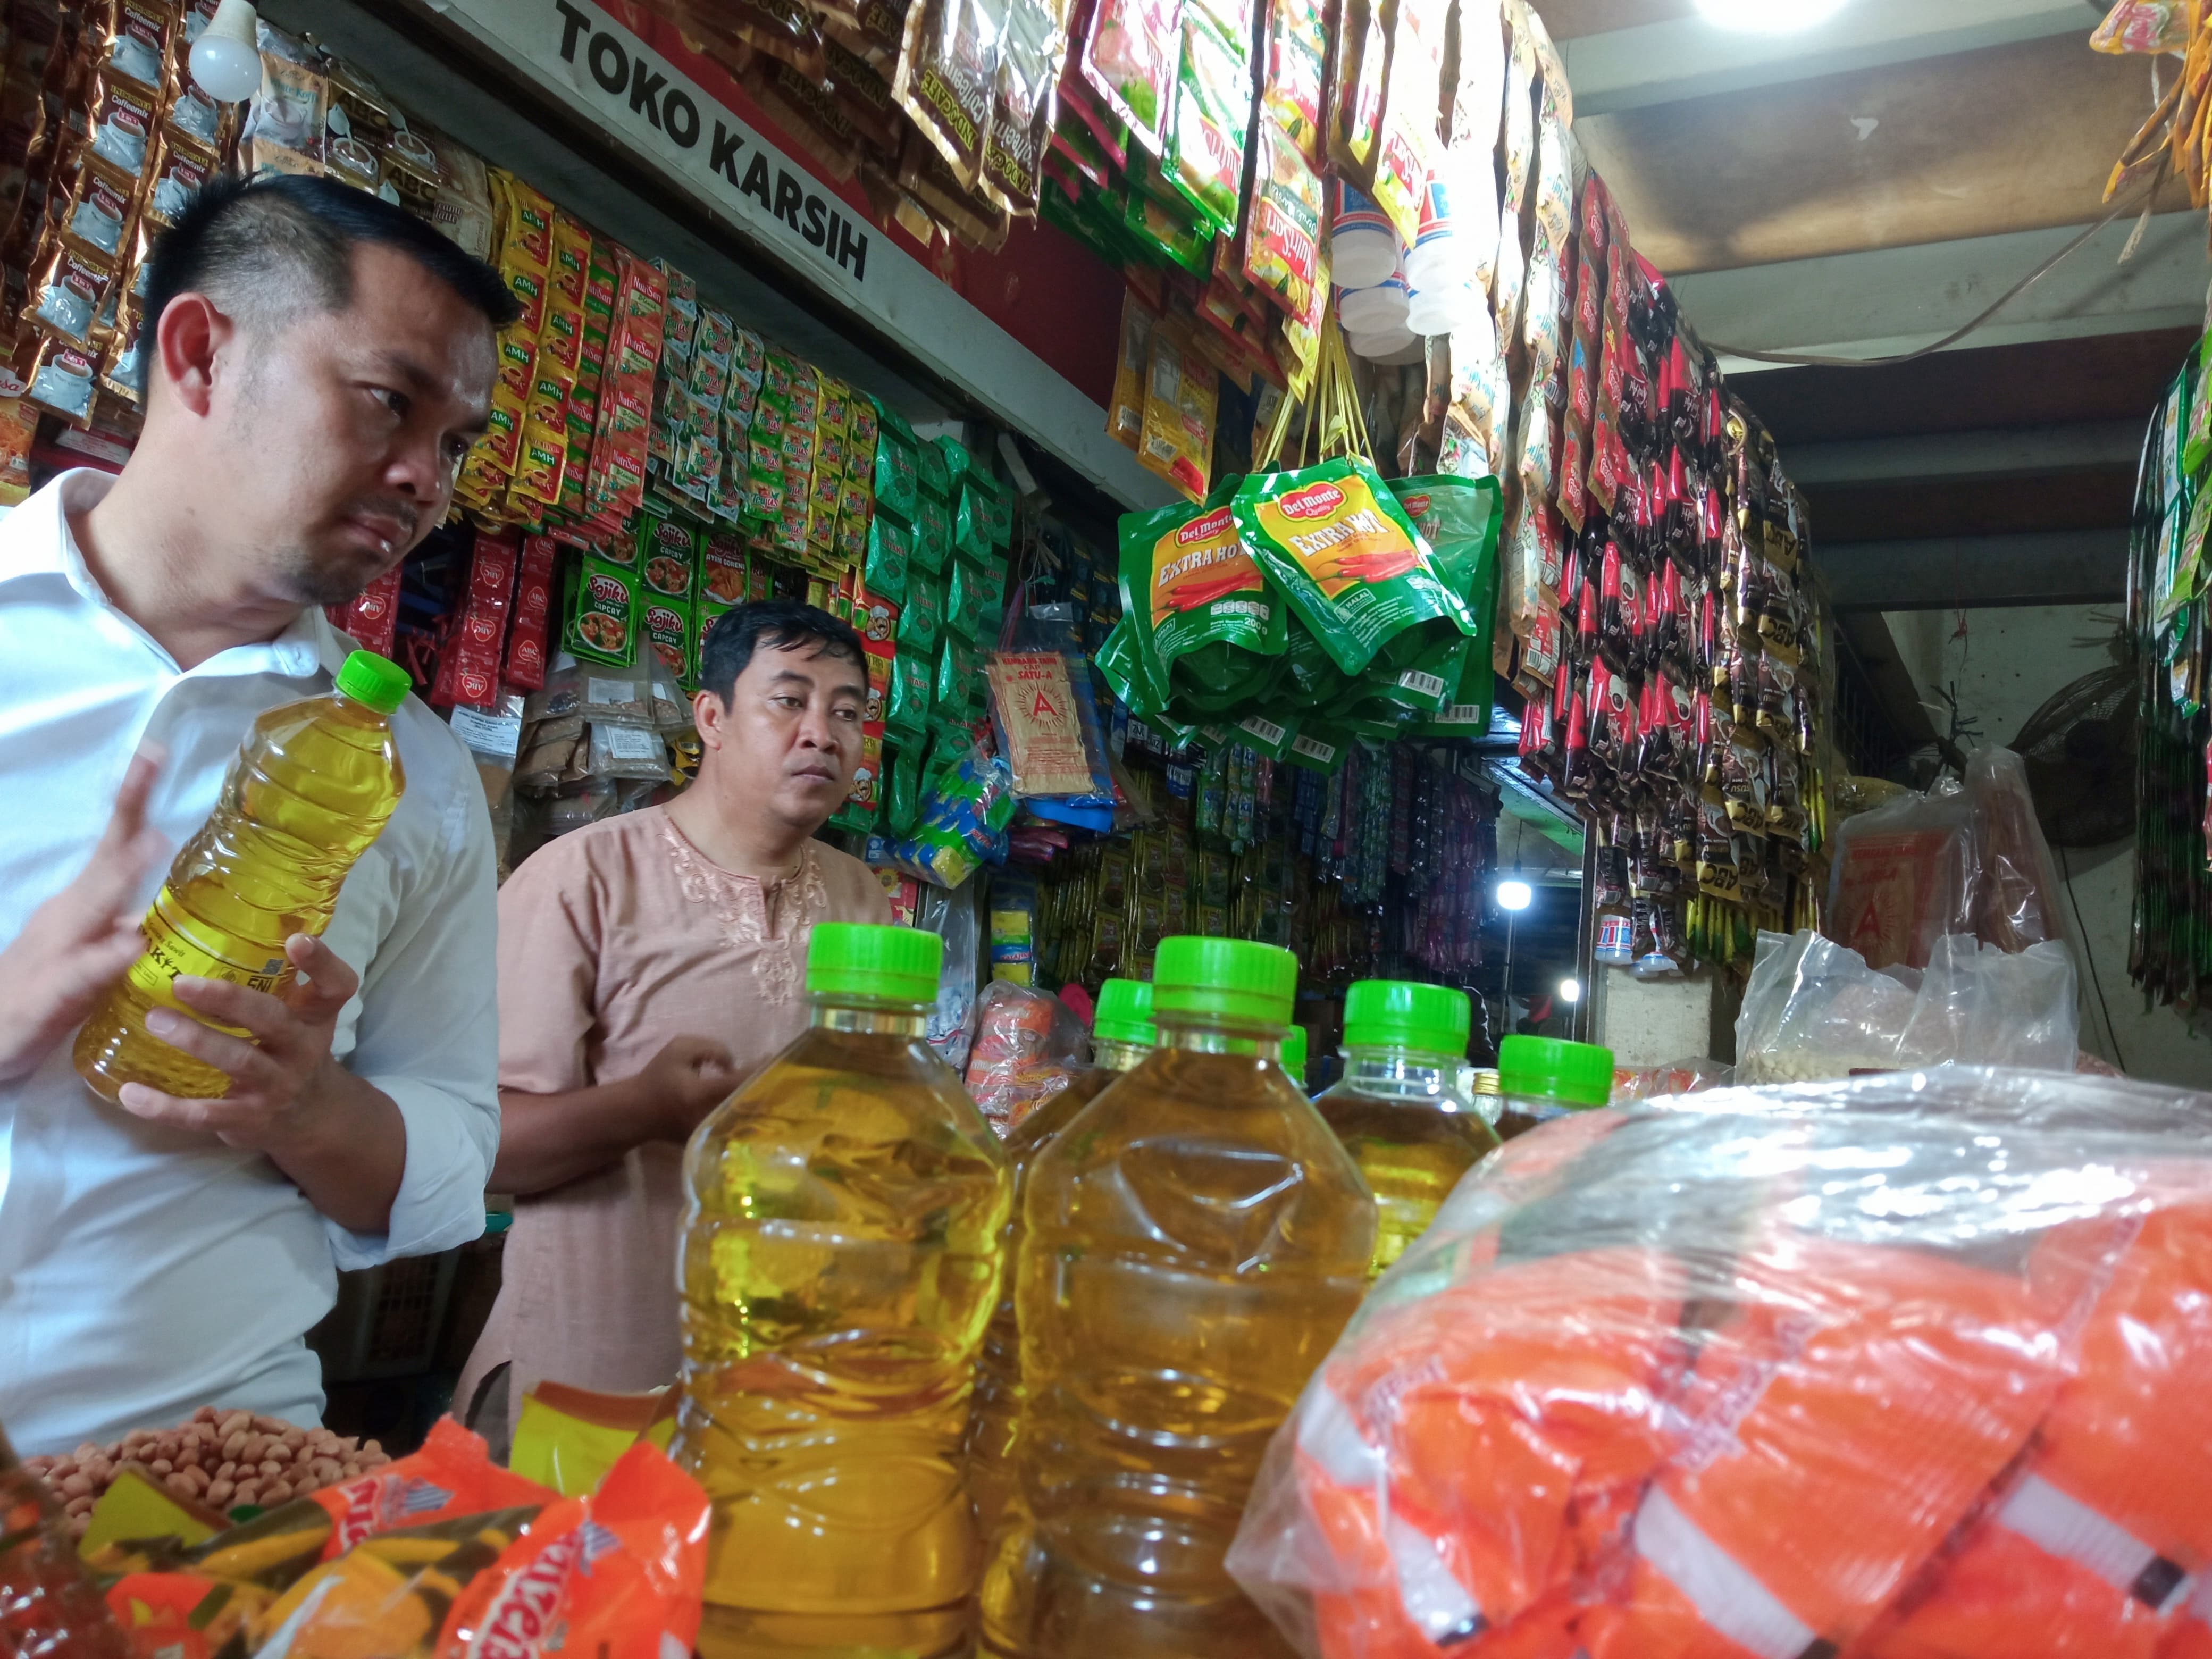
[504,534,558,691]
[326,566,403,657]
[431,531,519,710]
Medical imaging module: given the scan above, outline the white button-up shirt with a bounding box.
[0,470,499,1454]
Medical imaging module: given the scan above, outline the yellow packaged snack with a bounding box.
[1137,319,1218,502]
[509,1381,680,1499]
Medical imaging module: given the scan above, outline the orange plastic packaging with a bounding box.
[306,1417,554,1560]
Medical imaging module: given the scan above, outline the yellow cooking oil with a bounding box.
[73,650,413,1102]
[1312,979,1498,1278]
[979,937,1376,1659]
[677,922,1010,1659]
[966,977,1156,1546]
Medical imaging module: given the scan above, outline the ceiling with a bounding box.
[1531,0,2188,767]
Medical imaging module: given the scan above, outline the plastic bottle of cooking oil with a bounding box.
[979,937,1375,1659]
[1282,1021,1309,1092]
[1494,1034,1615,1141]
[73,651,412,1102]
[967,977,1155,1544]
[1312,980,1499,1279]
[677,923,1010,1659]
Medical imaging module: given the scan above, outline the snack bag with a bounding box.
[1118,497,1289,708]
[1233,456,1473,677]
[874,738,1018,889]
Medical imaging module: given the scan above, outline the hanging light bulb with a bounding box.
[1695,0,1848,33]
[1495,877,1533,914]
[189,0,263,104]
[1558,977,1582,1006]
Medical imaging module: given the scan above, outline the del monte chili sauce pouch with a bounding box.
[1119,493,1288,708]
[1234,456,1469,677]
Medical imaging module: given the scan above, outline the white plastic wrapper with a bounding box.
[1229,1068,2212,1659]
[1735,928,2079,1084]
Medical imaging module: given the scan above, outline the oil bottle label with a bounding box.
[125,888,288,1027]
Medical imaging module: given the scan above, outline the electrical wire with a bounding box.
[1699,180,2164,371]
[2059,841,2128,1075]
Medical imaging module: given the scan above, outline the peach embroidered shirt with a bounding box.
[458,806,890,1415]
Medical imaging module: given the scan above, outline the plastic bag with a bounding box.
[963,979,1088,1135]
[1736,928,2079,1084]
[1228,1068,2212,1659]
[917,878,981,1069]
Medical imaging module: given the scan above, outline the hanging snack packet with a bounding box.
[980,0,1061,213]
[865,509,913,604]
[1137,319,1219,501]
[1327,0,1389,190]
[1117,497,1289,708]
[1080,0,1184,161]
[888,645,933,736]
[1234,455,1472,676]
[1167,16,1250,237]
[1262,0,1326,163]
[894,0,1009,186]
[1245,122,1323,322]
[958,471,999,560]
[899,567,944,653]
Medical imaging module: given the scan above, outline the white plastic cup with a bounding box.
[1338,272,1410,334]
[1328,182,1400,289]
[1407,278,1477,336]
[1404,167,1457,295]
[1346,325,1420,361]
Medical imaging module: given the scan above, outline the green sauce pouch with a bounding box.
[1118,497,1289,711]
[898,570,943,653]
[1284,723,1353,775]
[912,488,952,574]
[887,647,932,737]
[1096,613,1167,714]
[1233,456,1466,677]
[886,739,922,833]
[1411,633,1496,736]
[865,510,912,605]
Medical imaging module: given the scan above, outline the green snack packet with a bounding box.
[865,510,912,606]
[1124,162,1211,275]
[958,473,1000,561]
[912,488,952,575]
[1168,16,1251,238]
[976,557,1008,639]
[917,436,950,500]
[636,513,702,604]
[1234,456,1472,678]
[886,739,921,834]
[887,648,932,737]
[934,435,970,495]
[563,553,639,666]
[935,634,981,715]
[945,556,981,643]
[898,570,943,653]
[696,595,736,683]
[1118,497,1289,716]
[874,414,919,522]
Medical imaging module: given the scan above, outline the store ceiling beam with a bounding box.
[1560,0,2095,117]
[1783,420,2148,487]
[1819,529,2130,611]
[1675,212,2210,376]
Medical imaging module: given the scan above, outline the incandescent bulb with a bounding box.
[189,0,262,103]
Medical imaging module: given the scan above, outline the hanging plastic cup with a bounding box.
[1404,167,1457,296]
[1328,181,1400,290]
[1345,323,1419,361]
[1338,271,1410,334]
[1406,279,1477,337]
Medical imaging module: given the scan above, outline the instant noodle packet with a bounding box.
[1234,456,1473,677]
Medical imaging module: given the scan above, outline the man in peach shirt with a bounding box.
[459,600,891,1427]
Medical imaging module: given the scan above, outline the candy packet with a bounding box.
[1233,456,1473,676]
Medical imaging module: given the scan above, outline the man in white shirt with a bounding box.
[0,174,517,1452]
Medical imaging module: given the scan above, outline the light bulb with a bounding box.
[1495,878,1533,914]
[1694,0,1848,32]
[189,0,263,103]
[1558,977,1582,1005]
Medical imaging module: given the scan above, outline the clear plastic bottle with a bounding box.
[1313,980,1499,1279]
[74,651,412,1101]
[1281,1021,1309,1093]
[967,977,1154,1545]
[979,937,1376,1659]
[1,1420,128,1657]
[1494,1034,1616,1142]
[677,923,1010,1659]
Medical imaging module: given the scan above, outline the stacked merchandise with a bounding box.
[2128,353,2212,1007]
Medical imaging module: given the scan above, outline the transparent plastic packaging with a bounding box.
[1736,928,2079,1084]
[1230,1069,2212,1659]
[963,979,1089,1136]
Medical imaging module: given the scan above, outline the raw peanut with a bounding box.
[253,1415,286,1434]
[74,1444,100,1462]
[205,1478,234,1508]
[216,1461,237,1482]
[338,1462,361,1479]
[165,1473,195,1500]
[154,1434,180,1460]
[219,1410,252,1438]
[232,1479,259,1505]
[177,1448,200,1471]
[309,1458,341,1486]
[222,1430,249,1460]
[147,1459,173,1477]
[258,1459,283,1479]
[85,1457,113,1483]
[48,1459,77,1481]
[59,1473,91,1498]
[63,1495,93,1516]
[193,1406,217,1423]
[362,1440,383,1457]
[280,1428,307,1451]
[260,1479,292,1504]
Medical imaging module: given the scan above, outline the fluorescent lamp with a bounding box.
[1695,0,1848,33]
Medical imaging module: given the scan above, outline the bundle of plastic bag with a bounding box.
[1735,928,2079,1084]
[964,979,1089,1136]
[1228,1069,2212,1659]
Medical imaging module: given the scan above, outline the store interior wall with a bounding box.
[1881,604,2209,1088]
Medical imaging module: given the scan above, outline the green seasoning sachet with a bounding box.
[912,489,952,575]
[1168,15,1251,238]
[886,739,921,834]
[898,569,943,653]
[874,407,919,521]
[1118,497,1288,710]
[957,472,999,561]
[887,648,932,736]
[946,556,986,643]
[865,510,912,605]
[936,634,981,716]
[1233,455,1469,678]
[917,435,951,500]
[984,474,1013,548]
[564,553,640,666]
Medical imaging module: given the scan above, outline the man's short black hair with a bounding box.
[699,599,866,705]
[144,172,521,342]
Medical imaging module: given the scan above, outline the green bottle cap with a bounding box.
[1093,978,1155,1047]
[1281,1023,1308,1084]
[1344,979,1471,1059]
[807,922,942,1006]
[1153,936,1296,1027]
[335,649,411,714]
[1498,1035,1615,1110]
